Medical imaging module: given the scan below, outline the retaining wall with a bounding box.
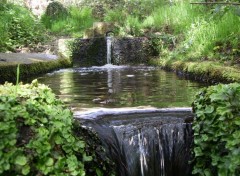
[72,37,154,67]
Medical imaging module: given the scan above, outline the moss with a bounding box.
[0,57,72,84]
[151,58,240,83]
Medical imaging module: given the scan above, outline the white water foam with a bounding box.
[92,64,128,69]
[74,107,192,120]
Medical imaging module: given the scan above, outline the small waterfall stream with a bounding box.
[77,108,193,176]
[106,36,112,64]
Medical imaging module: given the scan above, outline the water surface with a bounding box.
[37,65,207,110]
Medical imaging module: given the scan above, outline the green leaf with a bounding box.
[46,158,54,167]
[76,141,85,149]
[3,163,10,171]
[15,155,27,166]
[54,135,62,144]
[96,168,103,176]
[202,134,208,141]
[219,167,228,176]
[203,169,211,176]
[83,153,92,162]
[22,164,30,175]
[205,106,214,114]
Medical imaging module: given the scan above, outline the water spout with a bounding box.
[107,36,112,64]
[106,31,114,65]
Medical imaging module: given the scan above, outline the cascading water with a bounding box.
[106,36,112,64]
[77,108,194,176]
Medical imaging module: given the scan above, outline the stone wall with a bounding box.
[112,37,150,65]
[71,38,107,67]
[71,37,153,67]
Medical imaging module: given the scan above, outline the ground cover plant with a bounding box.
[0,80,115,175]
[192,83,240,176]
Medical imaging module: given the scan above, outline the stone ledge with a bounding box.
[0,37,73,84]
[0,53,72,84]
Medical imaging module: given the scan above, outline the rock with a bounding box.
[84,22,115,38]
[25,0,52,18]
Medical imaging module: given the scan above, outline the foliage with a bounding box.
[140,0,240,63]
[181,7,240,61]
[0,2,47,52]
[192,83,240,176]
[41,4,94,37]
[118,0,162,20]
[124,16,142,36]
[45,1,68,20]
[0,80,114,175]
[148,34,176,56]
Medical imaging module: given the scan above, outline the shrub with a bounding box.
[124,16,142,36]
[45,1,68,20]
[0,3,47,52]
[0,80,114,175]
[41,5,94,37]
[192,83,240,176]
[104,8,125,26]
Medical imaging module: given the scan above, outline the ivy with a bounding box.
[0,80,114,175]
[192,83,240,176]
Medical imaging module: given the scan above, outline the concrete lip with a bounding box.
[74,107,193,120]
[0,53,58,65]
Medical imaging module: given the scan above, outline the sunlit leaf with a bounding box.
[15,155,27,166]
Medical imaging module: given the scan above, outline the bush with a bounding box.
[0,3,47,52]
[0,80,114,175]
[124,16,142,36]
[45,1,68,20]
[41,4,94,37]
[192,83,240,176]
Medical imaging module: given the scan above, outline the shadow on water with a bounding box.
[76,108,194,176]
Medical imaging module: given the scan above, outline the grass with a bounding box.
[0,0,239,65]
[104,0,240,67]
[0,2,47,52]
[41,6,94,37]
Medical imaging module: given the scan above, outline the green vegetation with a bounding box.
[0,1,94,52]
[0,80,88,175]
[0,80,115,175]
[192,83,240,176]
[41,2,94,37]
[152,59,240,83]
[1,0,239,64]
[0,2,47,52]
[103,0,239,63]
[0,0,240,175]
[0,57,72,84]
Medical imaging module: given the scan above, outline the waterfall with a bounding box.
[80,109,194,176]
[106,36,112,64]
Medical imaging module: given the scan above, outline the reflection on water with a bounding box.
[37,65,208,109]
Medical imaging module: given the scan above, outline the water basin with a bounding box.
[37,65,208,110]
[37,65,209,176]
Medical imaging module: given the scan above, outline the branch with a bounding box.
[190,2,240,5]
